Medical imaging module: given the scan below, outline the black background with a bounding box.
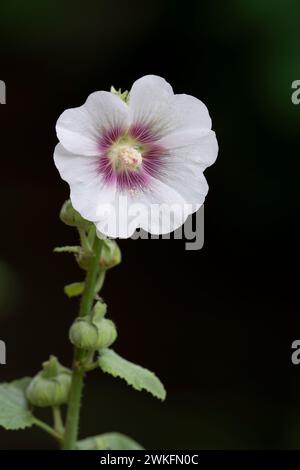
[0,0,299,449]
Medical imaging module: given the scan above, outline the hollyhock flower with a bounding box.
[54,75,218,238]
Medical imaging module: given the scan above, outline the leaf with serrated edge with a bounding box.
[78,432,143,450]
[64,282,85,298]
[0,377,34,430]
[98,349,166,401]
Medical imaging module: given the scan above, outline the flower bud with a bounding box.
[69,306,117,351]
[110,86,129,102]
[69,319,98,350]
[99,239,121,270]
[76,248,92,271]
[26,356,71,407]
[95,318,117,349]
[60,200,91,230]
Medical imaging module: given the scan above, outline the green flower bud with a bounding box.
[99,239,121,270]
[110,86,129,102]
[69,319,98,350]
[60,200,91,230]
[69,305,117,351]
[76,248,92,271]
[26,356,71,407]
[95,318,118,349]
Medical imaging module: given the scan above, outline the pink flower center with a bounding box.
[98,124,167,191]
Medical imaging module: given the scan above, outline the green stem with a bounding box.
[52,406,64,435]
[83,361,98,372]
[78,228,91,253]
[94,270,106,294]
[33,417,62,441]
[62,235,102,450]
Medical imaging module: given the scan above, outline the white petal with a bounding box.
[158,129,218,171]
[54,143,116,222]
[139,180,192,235]
[85,91,129,133]
[171,94,212,131]
[56,91,129,156]
[95,202,138,239]
[94,175,193,238]
[135,177,193,235]
[155,129,217,206]
[158,166,209,206]
[128,75,174,136]
[129,76,212,137]
[93,192,138,239]
[56,105,99,156]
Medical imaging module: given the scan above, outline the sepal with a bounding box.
[64,282,85,298]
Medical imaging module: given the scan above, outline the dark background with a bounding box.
[0,0,299,449]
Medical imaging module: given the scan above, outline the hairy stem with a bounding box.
[62,234,102,450]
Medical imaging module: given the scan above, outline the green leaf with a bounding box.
[64,282,85,298]
[54,246,80,254]
[77,432,143,450]
[0,377,34,430]
[98,349,166,401]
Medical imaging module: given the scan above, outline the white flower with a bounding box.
[54,75,218,238]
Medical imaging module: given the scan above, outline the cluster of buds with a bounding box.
[59,200,121,272]
[69,302,117,351]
